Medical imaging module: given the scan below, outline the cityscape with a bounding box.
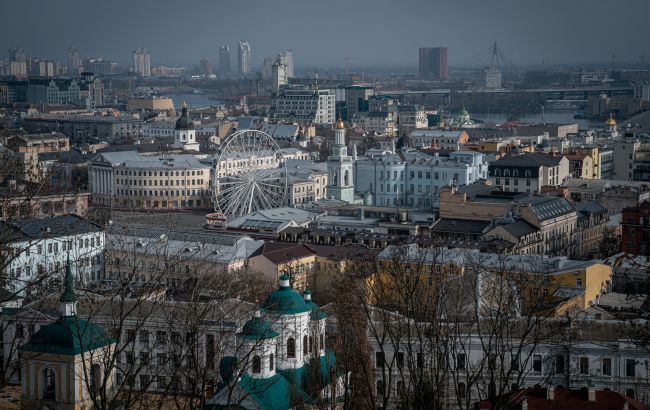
[1,0,650,409]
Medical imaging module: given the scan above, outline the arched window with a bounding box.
[525,170,531,178]
[287,338,295,358]
[344,170,349,186]
[376,380,385,397]
[303,335,308,356]
[626,389,635,399]
[269,354,274,371]
[42,368,56,400]
[458,382,466,399]
[252,356,261,373]
[513,169,519,177]
[309,336,314,353]
[494,169,501,176]
[504,169,511,177]
[320,334,324,350]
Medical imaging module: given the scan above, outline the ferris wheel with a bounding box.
[211,129,288,218]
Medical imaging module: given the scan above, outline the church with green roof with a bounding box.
[203,274,348,409]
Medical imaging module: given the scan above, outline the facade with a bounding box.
[409,129,470,150]
[132,48,151,77]
[327,119,356,203]
[22,114,143,143]
[418,47,448,80]
[621,201,650,256]
[271,86,336,125]
[286,160,328,206]
[237,41,251,74]
[127,97,174,111]
[354,149,487,208]
[67,44,81,74]
[0,214,104,292]
[5,133,69,154]
[199,57,213,76]
[482,65,502,89]
[396,105,428,135]
[488,153,570,193]
[218,46,231,74]
[363,111,397,136]
[88,151,210,210]
[345,86,373,120]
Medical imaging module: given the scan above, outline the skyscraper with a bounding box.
[419,47,448,80]
[67,45,81,74]
[200,57,213,76]
[218,46,231,74]
[8,47,27,76]
[237,41,251,74]
[133,48,151,77]
[271,60,288,92]
[277,50,294,78]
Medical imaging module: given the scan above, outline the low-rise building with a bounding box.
[271,86,335,125]
[0,214,104,292]
[488,153,570,193]
[22,113,143,143]
[621,200,650,256]
[409,130,470,150]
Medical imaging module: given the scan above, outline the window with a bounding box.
[511,354,519,371]
[157,353,167,366]
[417,352,424,369]
[252,356,261,373]
[555,354,565,374]
[602,358,611,376]
[269,354,274,371]
[456,353,466,370]
[579,357,589,374]
[140,352,149,365]
[139,330,149,344]
[157,376,167,389]
[156,331,167,345]
[125,353,134,365]
[139,375,150,389]
[626,359,636,377]
[457,382,466,399]
[287,338,296,358]
[397,351,404,369]
[576,278,583,286]
[376,351,385,368]
[533,355,542,372]
[376,380,385,397]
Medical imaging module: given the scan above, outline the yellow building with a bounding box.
[247,242,317,291]
[20,260,116,410]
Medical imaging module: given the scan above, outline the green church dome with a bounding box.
[237,314,279,340]
[21,316,114,356]
[262,275,310,315]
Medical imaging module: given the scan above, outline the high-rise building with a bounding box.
[200,57,213,76]
[133,48,151,77]
[237,41,251,74]
[419,47,448,80]
[271,61,288,92]
[218,46,231,74]
[277,50,294,78]
[67,45,81,74]
[260,57,274,80]
[9,47,27,63]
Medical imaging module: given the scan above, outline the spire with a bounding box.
[335,115,345,130]
[60,254,77,317]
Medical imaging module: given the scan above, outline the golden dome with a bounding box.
[605,114,617,126]
[335,117,345,129]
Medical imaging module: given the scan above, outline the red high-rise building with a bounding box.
[621,201,650,255]
[419,47,448,80]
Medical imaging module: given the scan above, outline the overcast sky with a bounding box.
[1,0,648,70]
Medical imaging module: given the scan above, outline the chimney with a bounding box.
[588,387,596,402]
[547,386,555,400]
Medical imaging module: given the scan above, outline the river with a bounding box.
[169,93,220,109]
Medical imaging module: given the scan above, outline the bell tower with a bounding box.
[326,117,355,203]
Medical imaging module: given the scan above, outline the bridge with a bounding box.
[376,86,635,99]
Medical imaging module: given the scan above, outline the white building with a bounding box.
[272,86,336,125]
[237,41,251,74]
[271,62,288,92]
[1,214,104,292]
[327,118,357,204]
[285,159,328,205]
[88,151,210,210]
[354,149,487,208]
[277,50,294,78]
[133,48,151,77]
[171,103,200,151]
[364,111,397,136]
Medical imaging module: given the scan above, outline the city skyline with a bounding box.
[1,0,650,69]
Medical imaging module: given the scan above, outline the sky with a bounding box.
[1,0,649,70]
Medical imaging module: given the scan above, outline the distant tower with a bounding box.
[20,257,117,408]
[219,46,231,74]
[419,47,448,80]
[277,50,294,78]
[271,60,288,92]
[133,47,151,77]
[238,41,252,74]
[200,57,213,76]
[67,45,81,75]
[327,118,355,203]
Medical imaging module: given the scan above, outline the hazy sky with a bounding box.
[1,0,648,69]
